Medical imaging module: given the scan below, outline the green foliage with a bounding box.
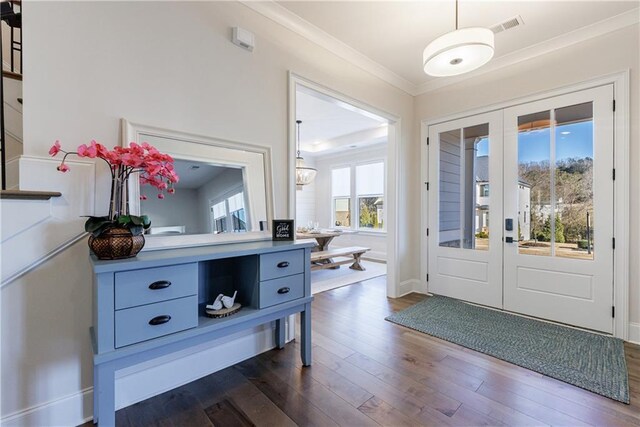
[475,231,489,239]
[577,240,589,249]
[84,215,151,237]
[520,157,593,243]
[555,213,565,244]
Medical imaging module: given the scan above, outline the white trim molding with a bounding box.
[0,325,280,426]
[415,9,639,94]
[399,279,423,297]
[1,156,95,286]
[288,72,402,298]
[241,1,415,95]
[629,323,640,345]
[420,71,631,340]
[240,2,638,96]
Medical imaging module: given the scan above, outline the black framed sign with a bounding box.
[272,219,295,241]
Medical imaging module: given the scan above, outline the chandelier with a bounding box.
[295,120,317,189]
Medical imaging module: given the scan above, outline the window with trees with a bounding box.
[331,161,385,232]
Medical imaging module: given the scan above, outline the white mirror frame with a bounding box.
[121,119,275,250]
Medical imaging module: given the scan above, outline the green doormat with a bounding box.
[385,295,629,403]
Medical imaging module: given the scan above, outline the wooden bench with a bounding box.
[310,246,370,271]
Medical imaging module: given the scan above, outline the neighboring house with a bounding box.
[1,2,638,426]
[474,155,531,241]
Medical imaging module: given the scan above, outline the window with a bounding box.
[480,184,489,197]
[210,190,247,234]
[212,201,227,234]
[331,161,385,232]
[356,162,384,230]
[331,167,351,227]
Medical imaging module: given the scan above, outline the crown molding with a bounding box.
[414,8,639,95]
[241,2,638,97]
[239,0,417,95]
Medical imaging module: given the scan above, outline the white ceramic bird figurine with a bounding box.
[221,291,237,309]
[206,293,224,311]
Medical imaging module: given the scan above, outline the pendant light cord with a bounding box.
[296,120,302,157]
[455,0,458,30]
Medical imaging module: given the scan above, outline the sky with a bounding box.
[474,121,593,162]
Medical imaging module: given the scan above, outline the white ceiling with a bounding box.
[296,87,386,154]
[170,160,229,189]
[257,1,639,93]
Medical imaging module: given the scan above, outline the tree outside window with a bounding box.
[331,162,385,231]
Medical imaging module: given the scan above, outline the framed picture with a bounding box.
[272,219,294,241]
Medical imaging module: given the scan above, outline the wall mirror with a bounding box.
[122,119,274,249]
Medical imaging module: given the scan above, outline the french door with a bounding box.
[428,85,615,333]
[428,111,504,308]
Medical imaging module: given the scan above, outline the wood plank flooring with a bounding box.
[88,277,640,426]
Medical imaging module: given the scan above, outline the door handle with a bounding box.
[505,237,514,243]
[277,287,290,294]
[277,261,290,268]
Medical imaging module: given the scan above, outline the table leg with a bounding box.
[275,317,286,349]
[94,363,116,426]
[300,303,312,366]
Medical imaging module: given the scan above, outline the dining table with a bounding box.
[296,230,345,251]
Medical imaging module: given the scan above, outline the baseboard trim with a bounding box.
[1,327,278,426]
[398,279,423,297]
[629,322,640,344]
[1,387,93,427]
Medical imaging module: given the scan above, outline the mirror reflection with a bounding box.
[124,119,273,248]
[141,159,248,235]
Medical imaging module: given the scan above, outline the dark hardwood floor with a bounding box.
[88,276,640,426]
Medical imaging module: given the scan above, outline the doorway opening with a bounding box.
[424,83,623,336]
[289,74,400,296]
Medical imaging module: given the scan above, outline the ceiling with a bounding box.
[296,88,385,143]
[170,160,230,189]
[259,1,639,93]
[296,87,387,156]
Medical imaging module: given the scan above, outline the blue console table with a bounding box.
[90,240,315,426]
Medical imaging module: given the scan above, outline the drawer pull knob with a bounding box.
[149,280,172,290]
[149,315,172,326]
[277,287,290,294]
[277,261,290,268]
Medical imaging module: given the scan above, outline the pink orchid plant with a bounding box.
[50,140,179,236]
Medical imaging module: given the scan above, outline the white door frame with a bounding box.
[421,71,630,339]
[288,72,402,298]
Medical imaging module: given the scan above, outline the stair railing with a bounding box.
[1,0,22,190]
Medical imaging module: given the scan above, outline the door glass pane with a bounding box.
[517,111,552,256]
[555,102,594,260]
[439,124,489,250]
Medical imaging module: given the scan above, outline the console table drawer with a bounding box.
[260,250,304,281]
[114,295,198,348]
[115,263,198,309]
[260,274,304,308]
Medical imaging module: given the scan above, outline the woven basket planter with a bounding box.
[88,227,145,260]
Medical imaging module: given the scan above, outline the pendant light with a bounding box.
[423,0,494,77]
[295,120,317,189]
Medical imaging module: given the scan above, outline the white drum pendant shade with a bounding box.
[423,27,494,77]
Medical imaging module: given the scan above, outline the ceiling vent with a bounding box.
[490,15,524,34]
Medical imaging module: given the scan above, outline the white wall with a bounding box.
[141,188,200,233]
[313,144,387,261]
[415,24,640,327]
[4,1,414,424]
